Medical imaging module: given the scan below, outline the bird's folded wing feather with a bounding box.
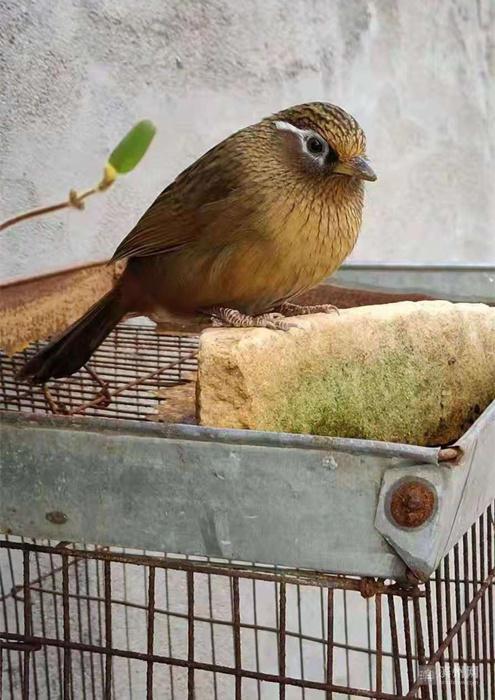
[111,137,244,262]
[111,184,190,261]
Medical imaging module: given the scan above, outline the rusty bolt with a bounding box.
[388,479,436,528]
[46,511,68,525]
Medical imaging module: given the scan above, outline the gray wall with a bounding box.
[1,0,494,284]
[0,5,493,697]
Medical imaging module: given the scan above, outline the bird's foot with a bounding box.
[206,306,295,331]
[275,302,339,317]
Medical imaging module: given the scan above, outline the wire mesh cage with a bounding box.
[1,508,494,699]
[1,314,494,698]
[0,323,198,421]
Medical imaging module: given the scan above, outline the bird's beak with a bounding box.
[333,156,377,182]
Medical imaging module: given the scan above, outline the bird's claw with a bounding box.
[319,304,340,315]
[276,302,339,317]
[206,307,296,331]
[264,318,296,332]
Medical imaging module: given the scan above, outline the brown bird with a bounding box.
[19,102,376,383]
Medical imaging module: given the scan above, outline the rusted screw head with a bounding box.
[388,479,437,528]
[46,511,68,525]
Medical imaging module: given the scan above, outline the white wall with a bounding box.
[1,5,493,697]
[1,0,494,285]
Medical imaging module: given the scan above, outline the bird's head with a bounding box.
[269,102,376,183]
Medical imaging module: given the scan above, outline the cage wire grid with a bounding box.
[0,323,494,699]
[0,323,199,420]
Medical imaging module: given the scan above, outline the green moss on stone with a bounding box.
[267,350,447,444]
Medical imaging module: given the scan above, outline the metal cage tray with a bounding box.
[1,336,494,581]
[0,404,493,578]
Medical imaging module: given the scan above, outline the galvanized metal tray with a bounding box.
[1,401,494,580]
[1,264,494,581]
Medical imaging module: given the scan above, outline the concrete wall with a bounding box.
[1,0,494,285]
[1,5,493,697]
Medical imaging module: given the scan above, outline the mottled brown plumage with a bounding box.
[20,102,376,382]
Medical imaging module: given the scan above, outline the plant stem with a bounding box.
[0,201,71,232]
[0,180,109,233]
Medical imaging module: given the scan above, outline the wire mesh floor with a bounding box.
[0,322,198,421]
[1,323,494,698]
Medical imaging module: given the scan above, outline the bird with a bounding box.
[19,101,376,383]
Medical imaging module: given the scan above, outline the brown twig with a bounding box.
[0,188,96,233]
[42,385,66,415]
[83,364,112,407]
[67,350,198,415]
[0,202,72,232]
[0,166,116,233]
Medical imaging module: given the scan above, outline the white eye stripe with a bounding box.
[274,120,305,137]
[274,121,328,162]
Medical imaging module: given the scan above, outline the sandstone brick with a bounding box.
[197,301,495,446]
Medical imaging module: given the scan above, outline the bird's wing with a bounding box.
[111,184,190,262]
[111,137,242,262]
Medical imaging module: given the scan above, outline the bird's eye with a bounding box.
[306,136,325,155]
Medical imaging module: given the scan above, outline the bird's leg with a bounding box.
[204,306,295,331]
[275,302,339,316]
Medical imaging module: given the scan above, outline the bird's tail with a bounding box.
[18,287,128,383]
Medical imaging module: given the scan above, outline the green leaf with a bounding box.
[109,120,156,174]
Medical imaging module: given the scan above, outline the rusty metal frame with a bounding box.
[1,502,494,699]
